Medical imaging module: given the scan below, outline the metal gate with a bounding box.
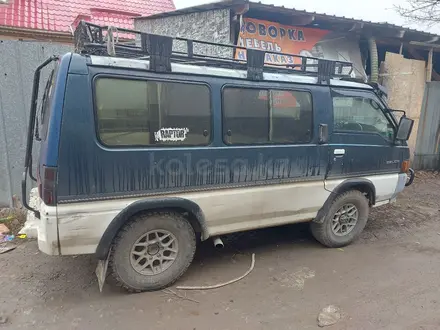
[414,81,440,170]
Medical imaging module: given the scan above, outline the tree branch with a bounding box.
[395,0,440,25]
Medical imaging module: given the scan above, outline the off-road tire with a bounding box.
[109,211,196,293]
[311,190,369,248]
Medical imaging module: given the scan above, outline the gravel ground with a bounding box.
[1,172,440,330]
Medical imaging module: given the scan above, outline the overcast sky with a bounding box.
[173,0,440,34]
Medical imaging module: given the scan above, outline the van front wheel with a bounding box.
[311,190,369,248]
[109,211,196,293]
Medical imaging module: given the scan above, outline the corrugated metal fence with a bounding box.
[0,39,71,207]
[414,82,440,170]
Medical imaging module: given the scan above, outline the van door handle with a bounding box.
[318,124,328,144]
[334,149,345,157]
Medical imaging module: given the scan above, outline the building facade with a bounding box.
[135,0,440,170]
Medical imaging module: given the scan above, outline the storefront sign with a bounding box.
[236,18,330,66]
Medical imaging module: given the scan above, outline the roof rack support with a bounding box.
[301,57,307,71]
[187,40,194,58]
[247,49,265,81]
[317,59,336,85]
[73,21,355,83]
[140,33,173,72]
[74,20,90,53]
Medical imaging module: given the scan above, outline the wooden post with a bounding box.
[427,48,433,82]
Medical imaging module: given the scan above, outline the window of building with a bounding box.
[222,87,313,145]
[332,95,395,140]
[95,78,211,146]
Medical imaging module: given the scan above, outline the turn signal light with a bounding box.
[401,160,410,173]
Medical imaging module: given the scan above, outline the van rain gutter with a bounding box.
[22,56,59,217]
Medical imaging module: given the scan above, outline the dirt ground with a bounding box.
[1,172,440,330]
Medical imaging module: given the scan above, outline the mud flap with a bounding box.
[95,252,110,293]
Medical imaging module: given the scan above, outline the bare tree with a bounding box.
[396,0,440,25]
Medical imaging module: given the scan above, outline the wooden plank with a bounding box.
[407,47,440,81]
[410,41,440,49]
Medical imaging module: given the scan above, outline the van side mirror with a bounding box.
[396,116,414,141]
[319,124,328,144]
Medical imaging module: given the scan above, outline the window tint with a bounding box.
[222,87,313,145]
[333,96,395,140]
[95,78,211,146]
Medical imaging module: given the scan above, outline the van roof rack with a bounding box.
[74,21,354,84]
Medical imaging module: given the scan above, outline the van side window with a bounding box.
[222,87,313,145]
[40,69,56,140]
[95,78,211,147]
[333,96,395,140]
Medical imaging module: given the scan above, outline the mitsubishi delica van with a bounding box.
[22,22,415,292]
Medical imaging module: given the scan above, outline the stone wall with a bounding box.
[135,9,232,58]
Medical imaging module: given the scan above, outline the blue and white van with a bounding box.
[22,22,414,292]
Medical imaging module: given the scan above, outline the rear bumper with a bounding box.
[36,199,60,256]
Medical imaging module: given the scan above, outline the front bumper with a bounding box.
[406,168,415,187]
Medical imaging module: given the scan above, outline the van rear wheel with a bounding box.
[311,190,369,248]
[109,211,196,293]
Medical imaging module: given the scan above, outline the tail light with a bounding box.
[401,160,410,173]
[38,166,57,206]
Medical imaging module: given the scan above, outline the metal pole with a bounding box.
[426,48,433,82]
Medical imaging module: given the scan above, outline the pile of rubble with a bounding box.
[0,207,27,254]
